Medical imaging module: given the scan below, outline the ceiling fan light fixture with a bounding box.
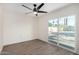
[34,12,37,14]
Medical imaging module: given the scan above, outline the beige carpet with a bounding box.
[1,39,76,55]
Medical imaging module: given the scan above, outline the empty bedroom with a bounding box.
[0,3,79,55]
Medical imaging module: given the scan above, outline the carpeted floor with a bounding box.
[1,39,76,55]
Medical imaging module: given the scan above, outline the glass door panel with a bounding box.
[58,16,76,50]
[48,19,58,44]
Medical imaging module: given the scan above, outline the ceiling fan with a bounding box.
[22,3,48,16]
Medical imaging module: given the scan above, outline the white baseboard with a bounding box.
[3,39,34,46]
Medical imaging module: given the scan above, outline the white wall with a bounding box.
[0,4,3,52]
[32,17,39,39]
[3,4,38,45]
[38,4,79,53]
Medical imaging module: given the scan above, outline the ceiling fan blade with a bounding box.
[37,3,44,10]
[25,12,33,14]
[22,5,32,10]
[38,11,48,13]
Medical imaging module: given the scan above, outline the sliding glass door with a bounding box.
[48,15,76,50]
